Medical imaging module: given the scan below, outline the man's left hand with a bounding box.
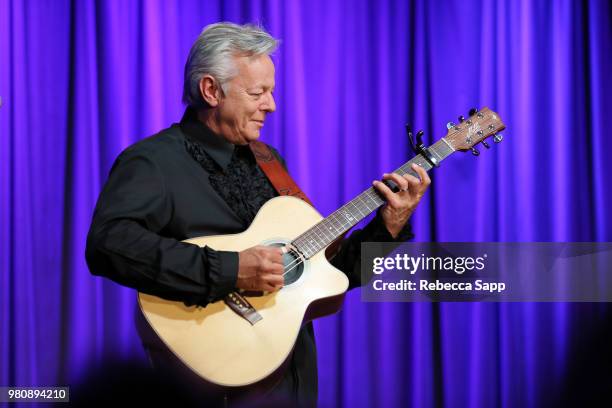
[372,163,431,238]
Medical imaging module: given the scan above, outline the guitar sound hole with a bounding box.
[283,249,304,285]
[269,243,304,286]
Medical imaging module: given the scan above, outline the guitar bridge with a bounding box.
[224,291,263,325]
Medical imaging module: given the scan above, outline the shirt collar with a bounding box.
[180,107,235,170]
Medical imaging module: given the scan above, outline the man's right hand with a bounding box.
[237,246,284,291]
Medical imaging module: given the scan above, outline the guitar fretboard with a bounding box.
[291,138,455,258]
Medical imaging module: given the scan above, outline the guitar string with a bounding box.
[282,249,305,277]
[281,245,334,278]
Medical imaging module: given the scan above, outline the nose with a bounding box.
[263,92,276,113]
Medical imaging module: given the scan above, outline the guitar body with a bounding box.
[138,196,349,392]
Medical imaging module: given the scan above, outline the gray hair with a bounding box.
[182,22,279,108]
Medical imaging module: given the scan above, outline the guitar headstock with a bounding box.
[444,107,506,152]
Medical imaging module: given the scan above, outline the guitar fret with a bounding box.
[304,238,316,256]
[324,221,338,237]
[317,223,333,244]
[330,216,344,235]
[337,213,350,230]
[359,194,374,213]
[366,190,383,208]
[311,227,325,247]
[312,224,324,243]
[442,137,455,152]
[430,147,442,162]
[334,215,344,232]
[350,200,365,219]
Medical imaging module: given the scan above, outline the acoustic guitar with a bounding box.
[138,107,506,393]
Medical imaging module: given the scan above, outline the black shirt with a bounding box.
[85,107,413,406]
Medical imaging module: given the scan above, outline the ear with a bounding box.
[199,75,221,107]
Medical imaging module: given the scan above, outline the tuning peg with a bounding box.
[446,122,455,130]
[481,140,490,149]
[470,147,480,156]
[469,107,478,116]
[493,133,503,143]
[458,115,465,123]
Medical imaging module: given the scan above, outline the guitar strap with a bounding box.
[249,140,313,206]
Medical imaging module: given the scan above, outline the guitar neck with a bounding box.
[291,138,455,258]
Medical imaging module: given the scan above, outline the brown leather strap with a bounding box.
[249,141,313,206]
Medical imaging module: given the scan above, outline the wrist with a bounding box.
[385,224,402,239]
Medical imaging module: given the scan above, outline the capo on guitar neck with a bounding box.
[406,125,440,168]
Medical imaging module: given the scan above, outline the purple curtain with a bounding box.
[2,0,611,407]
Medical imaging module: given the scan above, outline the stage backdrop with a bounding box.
[2,0,611,407]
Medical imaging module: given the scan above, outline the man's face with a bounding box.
[215,54,276,145]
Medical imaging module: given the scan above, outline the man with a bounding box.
[86,22,430,407]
